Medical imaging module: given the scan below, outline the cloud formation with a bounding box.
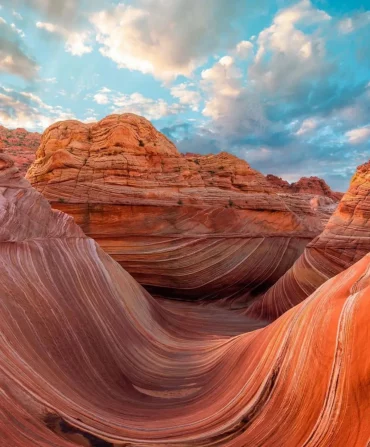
[36,22,92,56]
[346,125,370,144]
[0,86,75,130]
[92,88,183,120]
[4,0,84,26]
[90,0,265,80]
[249,0,332,98]
[0,0,369,192]
[0,17,38,80]
[170,83,202,111]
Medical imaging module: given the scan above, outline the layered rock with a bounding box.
[2,151,370,445]
[266,174,291,190]
[267,174,344,201]
[248,160,370,320]
[27,114,338,301]
[0,125,40,175]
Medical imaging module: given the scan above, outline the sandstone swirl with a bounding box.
[2,151,370,446]
[26,114,338,302]
[247,160,370,321]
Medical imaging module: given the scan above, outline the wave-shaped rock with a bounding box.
[2,150,370,445]
[248,160,370,320]
[26,114,338,301]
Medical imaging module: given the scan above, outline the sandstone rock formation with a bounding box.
[26,114,340,301]
[0,125,40,175]
[2,150,370,446]
[247,160,370,321]
[267,174,344,201]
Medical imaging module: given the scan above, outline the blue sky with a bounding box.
[0,0,370,190]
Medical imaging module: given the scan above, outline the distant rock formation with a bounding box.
[0,125,40,175]
[267,174,344,201]
[248,160,370,320]
[2,148,370,445]
[27,113,338,301]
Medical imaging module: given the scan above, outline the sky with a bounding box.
[0,0,369,191]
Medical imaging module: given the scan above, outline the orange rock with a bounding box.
[2,150,370,445]
[247,160,370,320]
[27,114,339,301]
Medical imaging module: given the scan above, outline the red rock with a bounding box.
[267,173,344,201]
[247,160,370,320]
[0,125,41,175]
[26,114,340,301]
[2,150,370,445]
[266,174,291,190]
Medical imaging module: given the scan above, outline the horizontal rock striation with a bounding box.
[2,150,370,445]
[26,114,338,301]
[247,160,370,320]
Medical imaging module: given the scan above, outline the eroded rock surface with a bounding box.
[267,174,343,201]
[248,160,370,320]
[2,150,370,446]
[0,125,40,175]
[27,114,339,301]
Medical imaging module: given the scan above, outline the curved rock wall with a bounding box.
[26,114,338,301]
[247,160,370,320]
[2,151,370,446]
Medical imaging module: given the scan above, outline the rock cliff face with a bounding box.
[0,125,40,175]
[267,174,344,201]
[2,150,370,446]
[26,114,339,301]
[248,160,370,320]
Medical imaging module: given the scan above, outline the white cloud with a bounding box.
[112,92,183,120]
[90,0,263,80]
[84,107,99,123]
[242,147,273,163]
[274,0,330,26]
[201,56,243,104]
[36,21,57,32]
[0,17,38,79]
[338,12,370,34]
[346,125,370,144]
[5,0,82,26]
[338,18,355,34]
[36,21,92,56]
[65,31,92,56]
[295,118,318,135]
[12,10,23,20]
[90,87,184,120]
[10,23,25,37]
[250,0,331,95]
[93,92,109,105]
[235,40,253,59]
[91,87,112,105]
[200,56,268,137]
[170,83,201,111]
[0,87,76,130]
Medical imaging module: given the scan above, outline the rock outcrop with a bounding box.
[248,160,370,320]
[0,125,40,175]
[267,174,344,201]
[26,114,339,301]
[2,150,370,446]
